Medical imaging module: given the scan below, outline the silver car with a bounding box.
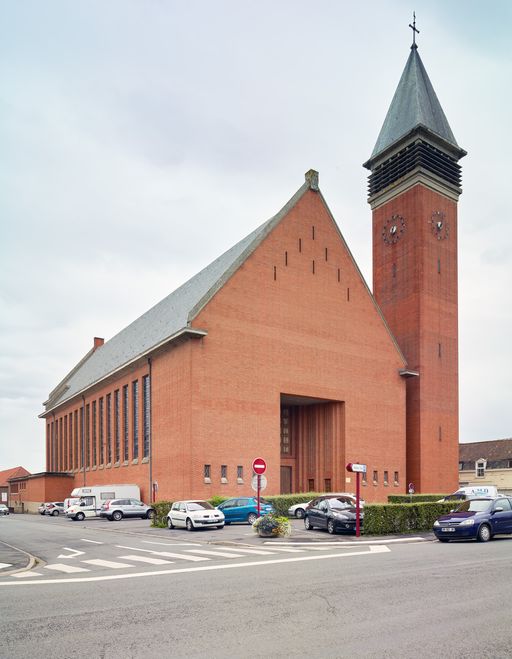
[99,498,155,521]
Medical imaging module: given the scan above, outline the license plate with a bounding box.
[442,527,455,532]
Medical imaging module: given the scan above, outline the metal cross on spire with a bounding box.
[409,11,419,49]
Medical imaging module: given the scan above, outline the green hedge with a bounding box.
[362,501,456,535]
[387,494,447,504]
[264,493,328,516]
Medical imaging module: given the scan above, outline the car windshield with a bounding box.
[327,497,353,510]
[187,501,214,511]
[456,499,492,513]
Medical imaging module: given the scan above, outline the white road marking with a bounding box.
[0,563,12,569]
[82,559,133,569]
[115,545,210,562]
[118,555,174,565]
[80,539,103,544]
[268,537,424,546]
[12,572,43,578]
[57,548,85,559]
[44,563,90,574]
[141,540,202,547]
[0,545,391,586]
[215,547,275,556]
[185,549,245,558]
[257,547,304,553]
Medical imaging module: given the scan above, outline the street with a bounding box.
[0,515,511,658]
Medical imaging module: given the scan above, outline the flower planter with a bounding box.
[257,529,275,537]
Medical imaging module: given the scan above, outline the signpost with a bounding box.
[346,462,367,537]
[252,457,267,517]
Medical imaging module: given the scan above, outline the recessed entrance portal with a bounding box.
[280,394,345,494]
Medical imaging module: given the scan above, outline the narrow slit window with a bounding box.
[285,251,288,266]
[325,247,328,261]
[299,238,302,253]
[347,287,350,301]
[273,266,277,281]
[337,268,341,282]
[312,226,315,240]
[312,260,315,274]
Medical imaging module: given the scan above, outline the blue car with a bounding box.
[217,497,274,525]
[433,496,512,542]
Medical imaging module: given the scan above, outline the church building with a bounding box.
[34,34,465,508]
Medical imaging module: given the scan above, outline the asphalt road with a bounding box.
[1,515,511,658]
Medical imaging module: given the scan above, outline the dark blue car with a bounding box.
[217,497,274,524]
[433,497,512,542]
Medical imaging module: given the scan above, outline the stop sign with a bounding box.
[252,457,267,475]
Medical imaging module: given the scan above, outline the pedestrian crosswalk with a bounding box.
[6,542,356,578]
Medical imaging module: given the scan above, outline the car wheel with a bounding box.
[167,517,174,530]
[107,516,114,521]
[52,510,59,517]
[304,516,313,530]
[477,524,491,542]
[112,511,123,522]
[146,509,155,519]
[186,518,195,531]
[76,512,85,521]
[295,508,305,519]
[327,519,336,534]
[247,513,258,525]
[216,525,224,530]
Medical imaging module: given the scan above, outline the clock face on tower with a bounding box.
[382,214,406,245]
[430,210,449,240]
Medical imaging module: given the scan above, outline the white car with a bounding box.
[167,500,225,531]
[288,493,364,518]
[0,504,9,515]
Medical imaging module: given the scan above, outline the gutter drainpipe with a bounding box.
[148,357,153,503]
[82,395,86,487]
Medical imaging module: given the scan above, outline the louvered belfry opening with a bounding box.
[368,140,462,197]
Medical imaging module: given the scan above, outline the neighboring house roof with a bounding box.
[43,171,407,415]
[0,466,30,488]
[459,439,512,462]
[370,45,459,159]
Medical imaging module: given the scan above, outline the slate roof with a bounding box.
[43,181,312,413]
[0,466,30,487]
[371,46,459,159]
[460,439,512,462]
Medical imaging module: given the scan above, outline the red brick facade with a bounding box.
[372,185,459,493]
[41,187,408,504]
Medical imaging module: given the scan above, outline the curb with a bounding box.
[0,539,40,577]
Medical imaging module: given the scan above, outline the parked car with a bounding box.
[288,493,364,518]
[45,502,65,516]
[216,497,274,525]
[304,495,363,534]
[38,502,51,515]
[0,504,9,515]
[167,500,225,531]
[433,496,512,543]
[99,498,155,521]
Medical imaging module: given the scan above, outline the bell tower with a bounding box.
[363,24,466,493]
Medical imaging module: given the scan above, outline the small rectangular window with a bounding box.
[384,470,389,485]
[221,465,227,479]
[373,470,378,484]
[458,462,464,471]
[324,479,331,492]
[237,465,243,480]
[308,479,315,491]
[476,461,485,478]
[204,464,211,479]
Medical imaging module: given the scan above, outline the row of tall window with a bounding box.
[46,375,150,473]
[204,465,244,482]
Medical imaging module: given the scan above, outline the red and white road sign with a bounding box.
[252,457,267,475]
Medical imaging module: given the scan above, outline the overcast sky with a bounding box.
[1,1,511,472]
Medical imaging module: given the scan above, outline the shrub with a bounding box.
[362,501,457,535]
[387,494,447,504]
[152,500,173,528]
[265,492,322,516]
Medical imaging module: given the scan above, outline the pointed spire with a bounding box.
[370,46,459,159]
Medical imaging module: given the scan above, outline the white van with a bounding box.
[441,485,498,502]
[66,484,141,521]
